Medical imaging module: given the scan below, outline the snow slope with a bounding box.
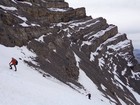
[0,44,114,105]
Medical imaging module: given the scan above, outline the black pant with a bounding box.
[10,64,17,71]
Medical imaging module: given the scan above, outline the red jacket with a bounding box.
[10,58,17,65]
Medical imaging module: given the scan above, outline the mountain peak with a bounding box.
[0,0,140,105]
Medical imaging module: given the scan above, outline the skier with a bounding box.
[9,57,18,71]
[86,93,91,100]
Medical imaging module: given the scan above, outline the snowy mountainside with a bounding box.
[0,0,140,105]
[0,44,115,105]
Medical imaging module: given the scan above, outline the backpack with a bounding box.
[15,60,18,65]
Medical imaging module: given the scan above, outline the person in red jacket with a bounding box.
[9,57,18,71]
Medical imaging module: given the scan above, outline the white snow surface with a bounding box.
[19,1,32,6]
[48,8,68,12]
[0,44,114,105]
[0,5,17,11]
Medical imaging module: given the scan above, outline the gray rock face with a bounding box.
[0,0,140,104]
[0,0,86,46]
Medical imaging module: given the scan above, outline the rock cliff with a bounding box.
[0,0,140,104]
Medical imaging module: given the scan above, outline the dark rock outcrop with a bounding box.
[0,0,140,105]
[0,0,86,46]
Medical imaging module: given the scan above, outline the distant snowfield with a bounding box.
[0,45,114,105]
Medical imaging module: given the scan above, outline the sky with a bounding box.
[65,0,140,49]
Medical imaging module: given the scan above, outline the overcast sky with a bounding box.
[65,0,140,49]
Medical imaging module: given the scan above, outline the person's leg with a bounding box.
[10,64,12,69]
[14,65,17,71]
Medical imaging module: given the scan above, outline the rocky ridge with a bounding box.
[0,0,140,105]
